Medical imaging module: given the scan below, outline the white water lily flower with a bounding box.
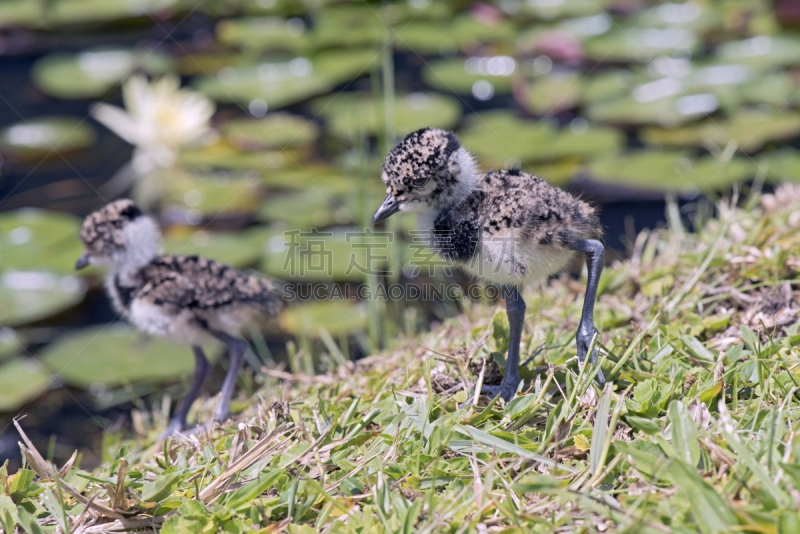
[91,75,215,170]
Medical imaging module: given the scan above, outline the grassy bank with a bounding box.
[3,187,800,533]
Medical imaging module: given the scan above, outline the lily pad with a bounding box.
[0,117,95,160]
[0,209,84,274]
[161,169,263,216]
[280,301,367,337]
[163,226,278,269]
[194,58,329,109]
[421,57,516,95]
[32,48,174,99]
[741,71,798,107]
[716,36,800,68]
[0,271,87,327]
[382,0,451,23]
[585,27,700,62]
[176,52,245,76]
[39,325,200,388]
[0,357,51,411]
[445,15,517,49]
[193,49,378,108]
[642,110,800,153]
[586,61,772,125]
[179,144,299,172]
[582,69,635,103]
[232,0,299,16]
[392,21,460,54]
[759,150,800,184]
[456,111,557,165]
[546,124,624,161]
[557,13,613,37]
[588,89,718,126]
[633,2,720,33]
[310,92,461,142]
[222,113,320,151]
[260,165,351,192]
[259,166,384,227]
[458,111,622,167]
[683,64,753,110]
[516,14,613,56]
[0,329,23,363]
[588,152,755,193]
[0,0,41,28]
[312,48,382,81]
[47,0,186,25]
[395,15,515,54]
[522,0,607,21]
[258,189,354,229]
[216,16,311,52]
[313,5,385,48]
[524,71,585,114]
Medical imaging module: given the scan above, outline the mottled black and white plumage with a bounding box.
[77,199,282,435]
[373,128,605,402]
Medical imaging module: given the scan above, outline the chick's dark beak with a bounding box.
[372,194,401,225]
[75,251,90,270]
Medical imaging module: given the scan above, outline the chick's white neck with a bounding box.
[109,216,162,281]
[449,147,479,205]
[415,147,480,231]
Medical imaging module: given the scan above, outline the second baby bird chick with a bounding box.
[76,199,283,436]
[373,128,605,403]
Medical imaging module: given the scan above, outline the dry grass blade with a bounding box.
[14,417,124,519]
[279,419,335,469]
[589,383,612,476]
[472,358,486,407]
[71,494,97,533]
[230,423,250,464]
[262,369,337,384]
[115,458,128,511]
[59,450,78,478]
[77,516,165,533]
[200,422,295,503]
[470,452,483,510]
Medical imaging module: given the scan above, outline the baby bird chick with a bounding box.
[76,199,282,436]
[373,128,605,402]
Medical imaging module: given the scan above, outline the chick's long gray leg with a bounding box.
[162,346,210,437]
[467,285,524,404]
[571,239,605,385]
[499,285,524,400]
[212,333,246,422]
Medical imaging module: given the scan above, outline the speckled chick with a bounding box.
[76,199,282,435]
[373,128,606,402]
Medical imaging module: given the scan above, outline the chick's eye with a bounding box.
[411,176,429,188]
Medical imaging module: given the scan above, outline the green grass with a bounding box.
[4,187,800,533]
